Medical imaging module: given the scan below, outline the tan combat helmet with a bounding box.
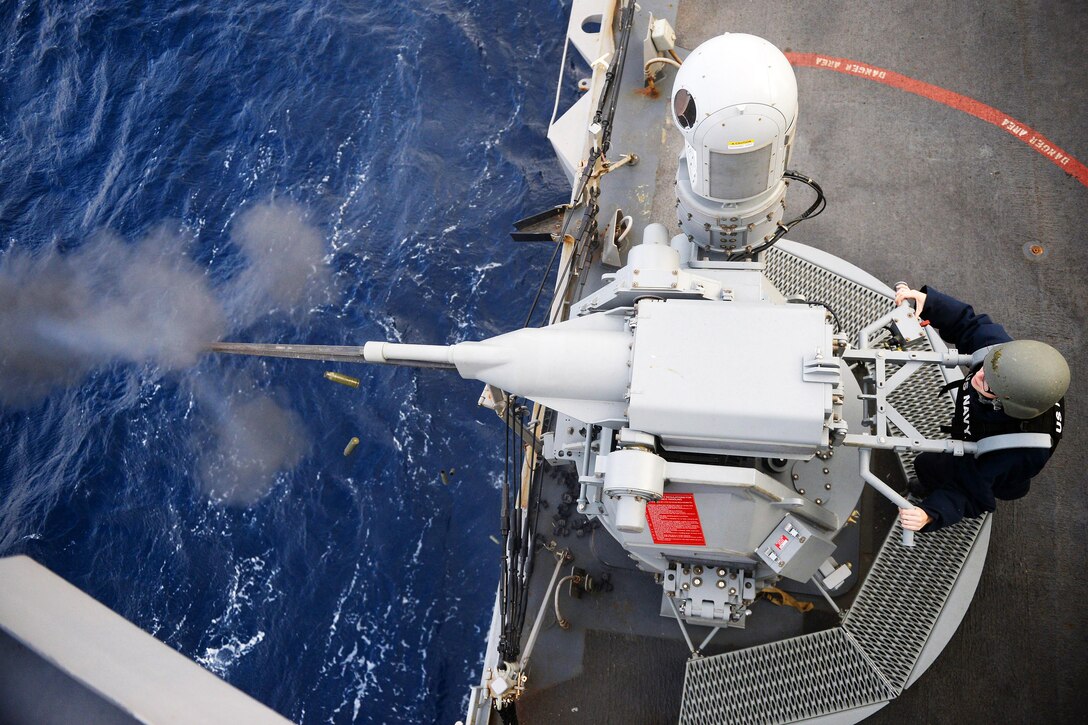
[984,340,1070,419]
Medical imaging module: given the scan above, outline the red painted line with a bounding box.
[785,52,1088,188]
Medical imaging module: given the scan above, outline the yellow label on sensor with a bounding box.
[728,139,755,149]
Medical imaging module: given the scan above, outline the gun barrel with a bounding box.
[207,341,457,369]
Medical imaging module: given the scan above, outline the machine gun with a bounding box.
[209,217,998,632]
[207,28,1010,677]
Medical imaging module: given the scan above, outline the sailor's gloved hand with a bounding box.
[899,507,932,531]
[894,287,927,318]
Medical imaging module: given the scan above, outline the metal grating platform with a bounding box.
[842,516,986,692]
[682,628,894,724]
[763,246,956,480]
[679,247,987,724]
[680,515,988,724]
[764,247,892,339]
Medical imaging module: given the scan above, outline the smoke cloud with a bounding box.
[194,376,310,507]
[0,226,225,406]
[227,201,334,322]
[0,200,334,506]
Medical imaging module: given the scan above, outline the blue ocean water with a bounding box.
[0,1,572,722]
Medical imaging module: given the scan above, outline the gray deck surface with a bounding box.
[517,1,1086,723]
[673,2,1088,722]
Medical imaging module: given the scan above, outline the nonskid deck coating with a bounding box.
[668,2,1087,722]
[514,1,1085,723]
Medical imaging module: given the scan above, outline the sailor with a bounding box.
[894,286,1068,532]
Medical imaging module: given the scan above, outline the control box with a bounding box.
[756,514,836,582]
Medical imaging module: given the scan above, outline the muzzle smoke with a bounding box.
[0,201,333,506]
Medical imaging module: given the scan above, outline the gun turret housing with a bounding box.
[211,224,842,460]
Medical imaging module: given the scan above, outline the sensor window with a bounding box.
[709,144,772,200]
[674,88,697,128]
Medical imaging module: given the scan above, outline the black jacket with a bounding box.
[912,286,1052,531]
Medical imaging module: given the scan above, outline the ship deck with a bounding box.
[504,1,1087,722]
[703,3,1088,721]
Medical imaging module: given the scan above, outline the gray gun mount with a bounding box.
[212,223,992,627]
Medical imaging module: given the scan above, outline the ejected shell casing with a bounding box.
[343,437,360,456]
[324,371,360,388]
[440,470,450,485]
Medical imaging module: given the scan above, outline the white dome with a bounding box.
[672,33,798,139]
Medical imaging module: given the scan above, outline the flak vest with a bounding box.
[941,367,1064,452]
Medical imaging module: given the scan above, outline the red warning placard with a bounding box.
[645,493,706,546]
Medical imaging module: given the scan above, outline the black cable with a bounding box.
[546,193,600,327]
[522,148,601,328]
[523,145,603,329]
[516,418,545,629]
[782,171,826,221]
[499,397,542,661]
[513,456,538,637]
[523,0,635,329]
[728,171,825,262]
[521,225,566,329]
[497,401,511,660]
[594,1,635,157]
[500,0,637,664]
[511,416,547,643]
[787,298,843,333]
[510,402,525,652]
[506,399,523,659]
[527,414,547,539]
